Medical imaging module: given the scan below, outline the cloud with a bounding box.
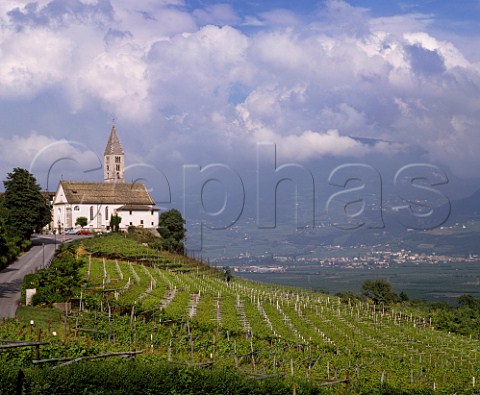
[227,11,480,176]
[405,44,446,75]
[147,24,251,118]
[79,46,152,121]
[257,9,299,27]
[0,0,479,182]
[0,0,196,121]
[260,128,370,159]
[0,133,101,188]
[236,98,402,161]
[369,14,434,38]
[193,4,240,26]
[0,26,71,98]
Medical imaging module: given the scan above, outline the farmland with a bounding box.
[1,233,480,394]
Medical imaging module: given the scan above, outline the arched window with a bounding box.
[90,206,94,221]
[74,206,80,211]
[105,206,109,221]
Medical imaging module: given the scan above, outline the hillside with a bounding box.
[1,233,480,394]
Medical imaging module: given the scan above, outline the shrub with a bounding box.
[22,359,323,395]
[0,361,21,395]
[30,249,85,305]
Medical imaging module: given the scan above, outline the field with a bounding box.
[239,261,480,302]
[1,234,480,394]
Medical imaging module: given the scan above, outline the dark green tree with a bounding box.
[335,290,359,304]
[0,196,28,268]
[2,168,51,239]
[361,279,398,305]
[110,214,122,232]
[75,216,88,228]
[0,218,10,269]
[458,294,479,309]
[158,209,186,254]
[399,291,409,302]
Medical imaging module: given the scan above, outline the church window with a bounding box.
[129,210,132,215]
[105,206,109,220]
[90,206,94,220]
[140,220,144,225]
[74,206,80,211]
[116,164,120,171]
[115,156,120,163]
[106,165,109,171]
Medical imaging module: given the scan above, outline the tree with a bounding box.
[75,216,88,228]
[32,247,85,304]
[361,279,398,305]
[399,291,409,302]
[158,209,186,242]
[110,214,122,232]
[158,209,186,254]
[2,168,51,239]
[335,290,359,304]
[0,218,10,269]
[458,294,479,309]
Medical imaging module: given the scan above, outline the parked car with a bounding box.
[76,230,91,235]
[65,229,77,235]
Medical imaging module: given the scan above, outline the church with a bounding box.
[52,126,158,233]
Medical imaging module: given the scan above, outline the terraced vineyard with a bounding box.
[3,234,480,394]
[70,240,480,394]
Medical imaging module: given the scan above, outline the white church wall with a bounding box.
[54,203,158,232]
[118,209,158,230]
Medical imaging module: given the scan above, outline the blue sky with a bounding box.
[0,0,479,203]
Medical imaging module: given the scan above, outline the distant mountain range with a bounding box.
[451,188,480,219]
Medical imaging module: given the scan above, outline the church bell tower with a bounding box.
[104,124,125,183]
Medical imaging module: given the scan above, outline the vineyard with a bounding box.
[2,234,480,394]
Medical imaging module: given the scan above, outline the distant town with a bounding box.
[227,246,479,273]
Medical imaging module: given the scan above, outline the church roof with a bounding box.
[59,181,154,205]
[104,125,124,155]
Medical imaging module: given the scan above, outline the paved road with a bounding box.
[0,235,59,318]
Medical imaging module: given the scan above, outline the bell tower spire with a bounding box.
[104,123,125,183]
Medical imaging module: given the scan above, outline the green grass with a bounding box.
[16,306,64,328]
